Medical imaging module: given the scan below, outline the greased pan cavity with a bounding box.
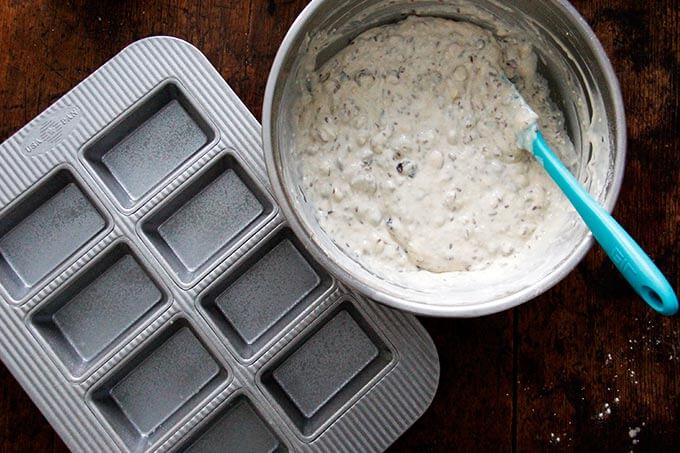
[0,37,439,452]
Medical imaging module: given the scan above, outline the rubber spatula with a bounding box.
[506,78,678,316]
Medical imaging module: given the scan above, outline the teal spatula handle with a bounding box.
[532,132,678,315]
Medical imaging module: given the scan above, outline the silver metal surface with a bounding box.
[263,0,627,317]
[0,37,439,452]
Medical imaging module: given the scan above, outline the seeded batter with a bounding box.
[293,16,576,276]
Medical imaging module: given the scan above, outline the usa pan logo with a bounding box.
[22,104,81,156]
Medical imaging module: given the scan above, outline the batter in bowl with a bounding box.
[292,16,577,277]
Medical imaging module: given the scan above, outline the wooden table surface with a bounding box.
[0,0,678,451]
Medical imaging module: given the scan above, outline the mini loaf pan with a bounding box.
[0,37,439,452]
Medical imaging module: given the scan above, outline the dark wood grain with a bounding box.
[0,1,677,452]
[511,1,680,452]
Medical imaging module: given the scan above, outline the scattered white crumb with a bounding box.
[549,432,562,444]
[596,403,612,420]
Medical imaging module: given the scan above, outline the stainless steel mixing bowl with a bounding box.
[263,0,626,317]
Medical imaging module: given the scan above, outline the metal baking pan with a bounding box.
[0,37,439,452]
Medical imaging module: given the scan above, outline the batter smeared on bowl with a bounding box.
[293,16,577,276]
